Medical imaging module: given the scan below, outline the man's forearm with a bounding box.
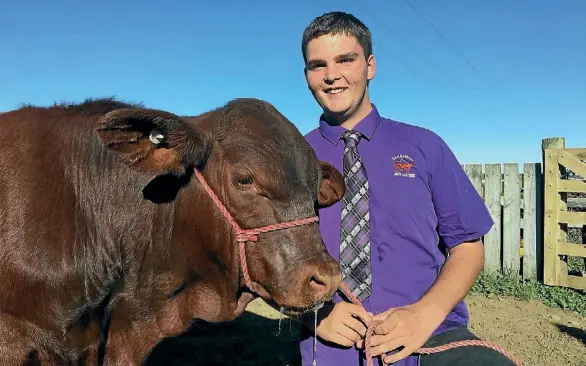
[415,239,485,320]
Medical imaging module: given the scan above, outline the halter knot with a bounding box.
[236,232,258,242]
[192,168,319,291]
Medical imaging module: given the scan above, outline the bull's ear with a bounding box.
[317,161,345,207]
[95,108,211,175]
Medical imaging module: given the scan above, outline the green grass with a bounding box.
[471,270,586,317]
[568,255,586,276]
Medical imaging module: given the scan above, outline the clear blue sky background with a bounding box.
[1,0,584,165]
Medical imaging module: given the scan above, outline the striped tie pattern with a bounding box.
[339,130,372,302]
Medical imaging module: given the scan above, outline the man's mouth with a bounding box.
[324,87,347,95]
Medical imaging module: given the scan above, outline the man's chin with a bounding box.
[321,107,352,126]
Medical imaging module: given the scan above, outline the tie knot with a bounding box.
[341,130,363,148]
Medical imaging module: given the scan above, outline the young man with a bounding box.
[298,11,516,366]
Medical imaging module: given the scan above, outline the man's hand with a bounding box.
[359,302,444,364]
[356,239,485,363]
[315,302,373,348]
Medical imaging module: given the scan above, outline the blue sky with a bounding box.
[1,0,584,165]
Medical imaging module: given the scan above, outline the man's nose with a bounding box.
[324,66,341,84]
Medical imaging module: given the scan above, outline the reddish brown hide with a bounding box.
[0,97,344,365]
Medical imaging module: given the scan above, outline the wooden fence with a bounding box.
[543,138,586,291]
[461,162,542,280]
[461,137,586,290]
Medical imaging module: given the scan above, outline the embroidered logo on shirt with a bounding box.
[392,154,416,178]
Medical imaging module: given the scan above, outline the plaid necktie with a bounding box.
[339,130,372,302]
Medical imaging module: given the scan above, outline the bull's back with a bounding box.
[0,101,204,362]
[0,106,93,238]
[0,107,97,320]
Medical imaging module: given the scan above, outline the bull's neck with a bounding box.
[169,176,247,321]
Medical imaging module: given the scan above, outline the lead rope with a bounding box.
[192,169,521,366]
[337,282,523,366]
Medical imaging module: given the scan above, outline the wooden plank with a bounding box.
[484,164,502,273]
[543,138,568,287]
[543,149,560,286]
[558,179,586,193]
[503,163,521,276]
[558,152,586,178]
[564,148,586,160]
[557,242,586,257]
[465,164,483,198]
[557,151,570,288]
[568,197,586,210]
[558,211,586,225]
[567,275,586,291]
[519,170,524,212]
[523,163,541,281]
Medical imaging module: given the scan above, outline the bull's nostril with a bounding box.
[309,272,330,295]
[310,274,327,288]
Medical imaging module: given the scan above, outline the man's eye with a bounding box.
[308,63,325,70]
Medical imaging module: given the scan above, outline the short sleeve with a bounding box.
[429,134,494,249]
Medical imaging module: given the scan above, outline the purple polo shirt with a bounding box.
[299,105,493,366]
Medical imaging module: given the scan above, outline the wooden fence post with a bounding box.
[465,164,484,198]
[484,164,502,273]
[522,162,543,282]
[503,163,521,276]
[542,137,566,286]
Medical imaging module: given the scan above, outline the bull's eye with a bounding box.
[235,175,254,186]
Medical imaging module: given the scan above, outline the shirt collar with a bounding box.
[319,104,381,146]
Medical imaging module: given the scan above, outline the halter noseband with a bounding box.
[193,169,319,289]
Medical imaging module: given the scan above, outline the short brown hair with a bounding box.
[301,11,373,63]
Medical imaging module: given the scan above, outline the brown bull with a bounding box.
[0,97,344,365]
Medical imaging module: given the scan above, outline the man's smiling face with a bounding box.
[304,32,375,126]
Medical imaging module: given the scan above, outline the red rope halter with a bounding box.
[193,169,319,289]
[193,168,522,366]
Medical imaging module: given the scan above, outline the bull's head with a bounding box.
[95,99,344,318]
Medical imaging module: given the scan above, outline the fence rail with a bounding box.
[461,137,586,290]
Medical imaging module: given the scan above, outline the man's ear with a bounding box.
[318,161,345,207]
[95,108,211,175]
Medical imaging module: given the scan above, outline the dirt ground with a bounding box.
[465,293,585,366]
[144,294,585,366]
